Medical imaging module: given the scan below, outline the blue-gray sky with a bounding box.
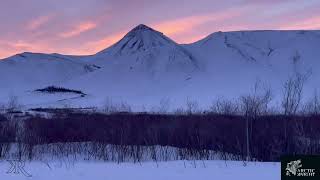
[0,0,319,58]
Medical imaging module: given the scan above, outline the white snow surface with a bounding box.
[0,160,280,180]
[1,25,320,110]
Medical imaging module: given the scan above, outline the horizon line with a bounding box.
[1,25,319,60]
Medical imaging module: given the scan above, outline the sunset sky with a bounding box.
[0,0,319,59]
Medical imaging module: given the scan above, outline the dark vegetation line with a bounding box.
[0,112,320,162]
[35,86,86,96]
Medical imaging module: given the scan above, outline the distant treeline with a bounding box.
[1,112,320,162]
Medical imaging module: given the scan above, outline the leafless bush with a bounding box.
[301,90,320,115]
[174,107,186,115]
[118,101,132,112]
[102,97,119,113]
[186,98,199,115]
[282,73,307,115]
[240,81,272,117]
[0,103,6,114]
[210,98,239,115]
[102,97,132,113]
[239,81,273,161]
[158,98,171,114]
[280,73,308,148]
[0,118,16,159]
[7,95,21,112]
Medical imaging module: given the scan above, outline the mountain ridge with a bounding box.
[1,24,320,110]
[1,24,320,59]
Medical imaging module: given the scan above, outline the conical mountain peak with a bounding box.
[130,24,154,32]
[99,24,175,55]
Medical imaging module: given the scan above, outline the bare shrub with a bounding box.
[301,90,320,115]
[281,73,308,149]
[7,95,21,112]
[185,98,199,115]
[282,73,308,115]
[210,97,239,115]
[240,81,273,117]
[174,107,186,115]
[0,103,5,114]
[102,97,132,113]
[102,97,118,113]
[0,116,13,159]
[118,101,132,112]
[240,80,273,161]
[158,98,171,114]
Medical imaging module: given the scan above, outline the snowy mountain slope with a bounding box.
[1,25,320,110]
[183,30,320,101]
[56,24,201,108]
[0,52,99,104]
[59,29,320,110]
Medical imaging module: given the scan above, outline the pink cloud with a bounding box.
[152,7,250,43]
[280,16,320,30]
[59,22,97,38]
[27,15,53,30]
[0,40,55,59]
[85,31,127,53]
[154,11,243,36]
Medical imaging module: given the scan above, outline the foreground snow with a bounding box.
[0,160,280,180]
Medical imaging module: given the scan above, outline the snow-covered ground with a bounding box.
[0,160,280,180]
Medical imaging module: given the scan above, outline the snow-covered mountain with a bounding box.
[183,30,320,96]
[1,25,320,110]
[0,52,99,105]
[59,24,201,108]
[93,24,199,77]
